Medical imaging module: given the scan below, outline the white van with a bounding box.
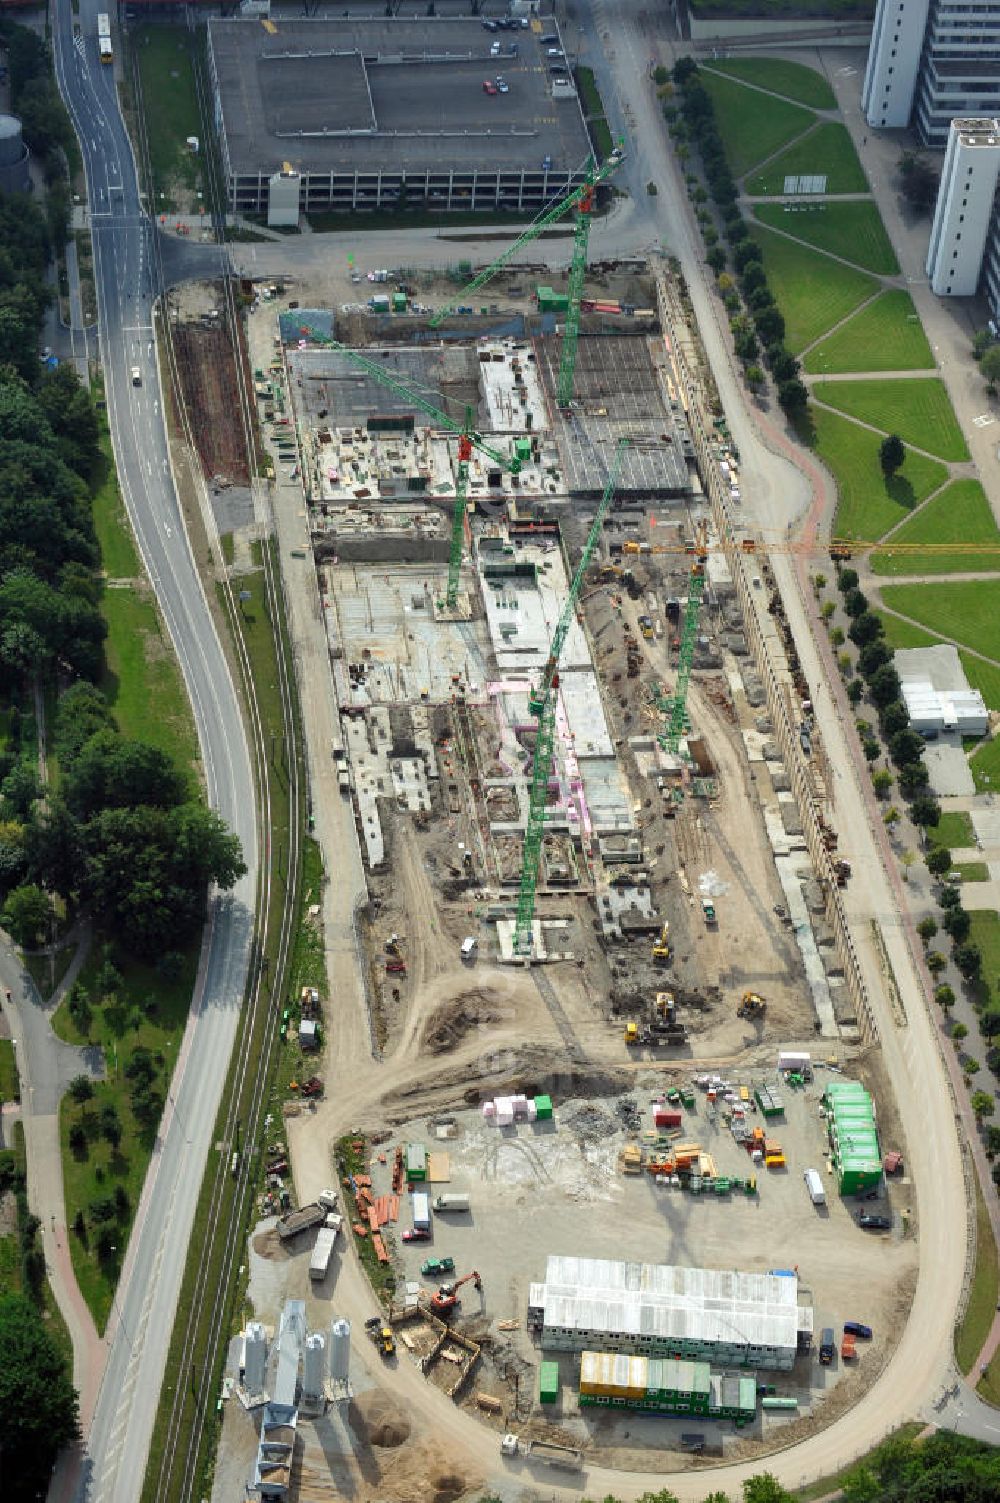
[804,1168,826,1206]
[131,366,142,386]
[461,936,478,960]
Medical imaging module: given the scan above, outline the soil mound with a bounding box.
[422,989,504,1054]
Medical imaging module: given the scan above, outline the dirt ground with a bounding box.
[166,280,252,486]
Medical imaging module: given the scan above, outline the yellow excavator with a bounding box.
[652,922,671,963]
[737,992,766,1020]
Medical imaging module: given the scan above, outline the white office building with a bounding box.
[863,0,1000,144]
[862,0,931,129]
[925,118,1000,295]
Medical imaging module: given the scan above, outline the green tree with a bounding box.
[897,151,939,213]
[926,950,947,975]
[879,433,905,479]
[745,364,765,393]
[843,588,868,619]
[848,611,882,647]
[837,567,859,593]
[879,700,909,736]
[981,344,1000,395]
[927,846,952,875]
[898,761,929,796]
[872,768,893,798]
[954,943,982,979]
[859,640,892,678]
[821,600,836,621]
[971,1090,995,1121]
[889,728,926,766]
[909,794,941,827]
[944,906,971,943]
[917,916,938,944]
[0,1293,78,1499]
[68,1074,93,1104]
[848,680,865,707]
[1,882,49,947]
[830,627,845,646]
[953,1022,969,1042]
[743,1477,795,1503]
[935,984,955,1012]
[777,378,809,414]
[706,246,726,274]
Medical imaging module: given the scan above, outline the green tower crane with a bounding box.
[320,341,516,609]
[660,522,709,756]
[429,146,623,330]
[513,437,629,956]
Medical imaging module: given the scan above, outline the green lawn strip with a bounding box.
[881,580,1000,660]
[700,70,815,176]
[929,810,975,851]
[813,377,969,461]
[971,734,1000,794]
[794,1423,924,1502]
[131,26,204,209]
[871,481,1000,576]
[0,1038,19,1102]
[753,200,898,275]
[92,425,140,579]
[56,941,200,1331]
[812,406,947,540]
[100,587,200,780]
[575,65,605,119]
[749,226,876,352]
[704,57,835,108]
[874,609,941,651]
[955,861,990,881]
[958,1165,1000,1375]
[970,913,1000,1019]
[273,835,327,1103]
[963,655,1000,712]
[745,122,868,194]
[803,289,934,374]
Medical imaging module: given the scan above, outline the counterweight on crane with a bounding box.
[513,437,629,955]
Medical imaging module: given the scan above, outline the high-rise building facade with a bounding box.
[925,117,1000,295]
[863,0,1000,145]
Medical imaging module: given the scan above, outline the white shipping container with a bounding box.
[412,1192,431,1229]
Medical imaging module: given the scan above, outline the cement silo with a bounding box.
[0,116,30,196]
[243,1321,267,1395]
[302,1331,326,1401]
[329,1317,351,1380]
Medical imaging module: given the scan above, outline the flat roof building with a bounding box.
[207,17,593,220]
[528,1255,809,1370]
[925,118,1000,296]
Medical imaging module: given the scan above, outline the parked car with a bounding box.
[483,79,498,95]
[402,1227,431,1242]
[843,1321,873,1339]
[858,1212,892,1230]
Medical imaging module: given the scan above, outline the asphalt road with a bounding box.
[49,5,258,1501]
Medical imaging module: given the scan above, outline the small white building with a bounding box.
[926,118,1000,297]
[899,672,989,738]
[298,1018,318,1050]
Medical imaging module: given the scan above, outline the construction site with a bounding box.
[171,160,920,1503]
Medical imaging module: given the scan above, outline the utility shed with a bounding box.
[539,1361,560,1403]
[405,1142,427,1182]
[823,1081,881,1195]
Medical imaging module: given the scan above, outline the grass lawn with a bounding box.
[750,227,877,352]
[963,654,1000,712]
[958,1167,1000,1375]
[955,861,990,881]
[754,200,897,275]
[0,1038,19,1102]
[701,70,814,177]
[803,289,934,374]
[971,734,1000,793]
[813,377,968,461]
[55,939,200,1330]
[881,580,1000,661]
[811,406,948,540]
[871,481,1000,575]
[132,26,204,210]
[101,586,199,779]
[92,426,140,579]
[704,57,835,108]
[929,810,975,850]
[970,912,1000,1016]
[745,122,868,194]
[875,610,942,650]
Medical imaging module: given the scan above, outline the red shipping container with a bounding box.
[654,1108,683,1129]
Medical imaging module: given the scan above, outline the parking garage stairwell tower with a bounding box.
[514,438,629,955]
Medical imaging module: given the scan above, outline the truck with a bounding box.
[804,1168,826,1206]
[500,1434,583,1472]
[276,1202,325,1241]
[433,1194,471,1213]
[818,1327,835,1365]
[701,897,717,924]
[411,1191,431,1230]
[97,12,113,62]
[309,1223,339,1280]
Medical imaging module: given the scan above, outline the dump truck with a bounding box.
[276,1203,325,1241]
[701,897,717,924]
[500,1434,583,1471]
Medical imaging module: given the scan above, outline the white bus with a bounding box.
[97,14,113,62]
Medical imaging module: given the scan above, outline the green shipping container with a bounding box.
[534,1094,553,1120]
[540,1361,560,1403]
[392,291,407,312]
[515,437,532,463]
